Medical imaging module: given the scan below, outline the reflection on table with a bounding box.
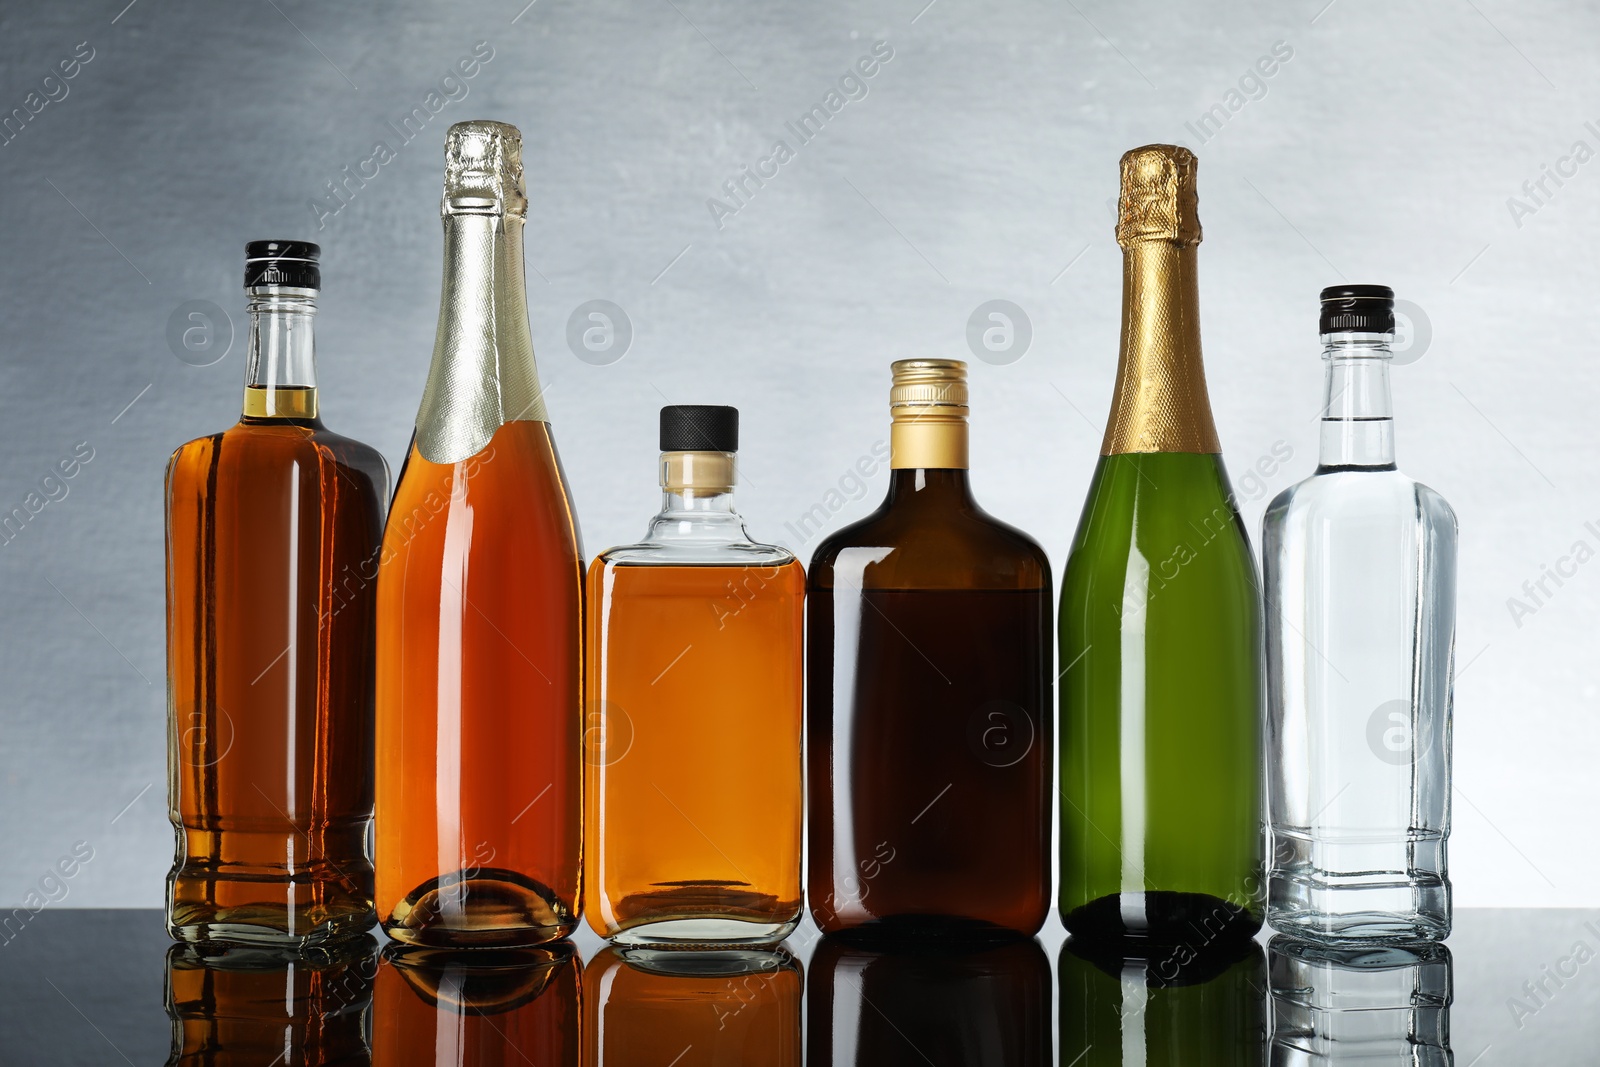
[164,937,378,1065]
[807,935,1051,1065]
[585,945,801,1065]
[372,942,581,1065]
[1059,936,1268,1065]
[1269,936,1452,1064]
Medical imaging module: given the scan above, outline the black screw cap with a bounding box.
[660,405,738,453]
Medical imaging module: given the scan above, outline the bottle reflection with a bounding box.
[1269,936,1452,1064]
[585,946,801,1065]
[373,942,580,1065]
[1059,936,1267,1065]
[164,937,377,1065]
[808,936,1051,1065]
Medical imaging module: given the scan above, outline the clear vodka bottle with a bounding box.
[1263,285,1457,943]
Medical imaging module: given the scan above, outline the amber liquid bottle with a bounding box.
[585,946,801,1066]
[166,241,387,947]
[373,943,581,1066]
[376,121,584,947]
[807,360,1053,938]
[584,406,803,946]
[164,938,377,1065]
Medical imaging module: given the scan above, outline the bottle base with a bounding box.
[1063,891,1262,948]
[609,915,799,949]
[1270,868,1450,944]
[817,912,1041,944]
[167,860,375,948]
[1269,908,1450,945]
[383,868,577,949]
[166,901,375,949]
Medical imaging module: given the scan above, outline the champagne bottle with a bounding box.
[375,120,584,947]
[1060,937,1267,1065]
[1059,145,1263,944]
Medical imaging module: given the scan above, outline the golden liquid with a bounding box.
[375,420,584,947]
[584,561,804,940]
[584,946,800,1066]
[165,408,386,946]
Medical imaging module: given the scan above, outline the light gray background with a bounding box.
[1,0,1594,927]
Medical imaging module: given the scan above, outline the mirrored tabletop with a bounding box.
[3,909,1595,1063]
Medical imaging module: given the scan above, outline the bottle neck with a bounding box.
[1101,241,1220,455]
[414,211,546,463]
[884,467,975,507]
[242,287,318,421]
[1318,333,1396,471]
[645,452,751,544]
[890,415,968,471]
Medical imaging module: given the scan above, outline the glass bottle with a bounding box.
[1060,144,1263,944]
[808,936,1051,1065]
[373,943,581,1065]
[807,359,1053,939]
[164,937,377,1065]
[376,120,584,947]
[585,946,801,1066]
[165,241,387,947]
[1268,936,1452,1064]
[1263,285,1457,943]
[1060,936,1267,1065]
[584,405,803,946]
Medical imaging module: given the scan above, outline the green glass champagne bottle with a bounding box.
[1059,144,1263,945]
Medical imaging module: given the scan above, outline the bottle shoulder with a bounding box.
[1266,468,1456,533]
[808,496,1049,591]
[169,421,387,496]
[595,538,798,569]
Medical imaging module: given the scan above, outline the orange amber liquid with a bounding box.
[376,420,584,947]
[165,412,386,946]
[584,561,803,942]
[584,946,800,1066]
[373,945,581,1066]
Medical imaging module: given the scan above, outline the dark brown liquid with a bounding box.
[807,469,1052,939]
[807,936,1051,1065]
[166,412,386,946]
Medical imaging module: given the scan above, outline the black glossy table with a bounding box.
[2,909,1594,1063]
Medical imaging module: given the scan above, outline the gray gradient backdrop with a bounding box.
[1,0,1594,938]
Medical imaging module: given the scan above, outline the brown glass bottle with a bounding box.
[164,938,377,1065]
[807,360,1052,939]
[372,943,580,1065]
[376,121,584,947]
[166,241,387,947]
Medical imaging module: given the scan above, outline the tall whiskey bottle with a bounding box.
[807,359,1053,938]
[376,120,584,947]
[166,240,387,947]
[1059,145,1263,943]
[584,406,803,945]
